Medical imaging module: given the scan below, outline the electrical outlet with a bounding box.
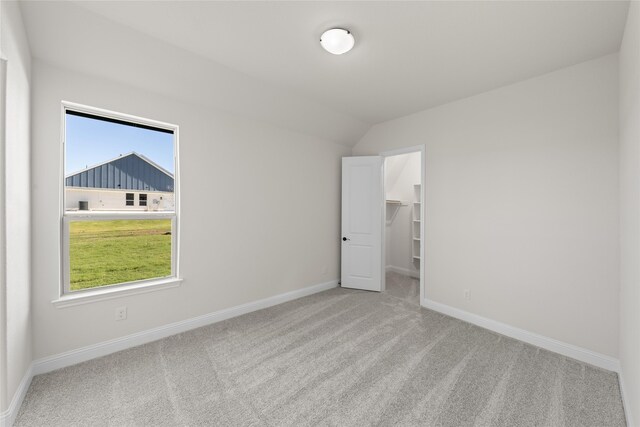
[463,289,470,300]
[115,306,127,321]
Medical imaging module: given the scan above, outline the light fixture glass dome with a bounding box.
[320,28,355,55]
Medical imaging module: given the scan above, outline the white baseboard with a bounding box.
[385,265,420,279]
[32,279,338,376]
[0,364,33,427]
[619,371,636,427]
[421,298,620,373]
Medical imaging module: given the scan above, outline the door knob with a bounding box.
[342,237,350,241]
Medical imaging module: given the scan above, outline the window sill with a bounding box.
[52,277,183,308]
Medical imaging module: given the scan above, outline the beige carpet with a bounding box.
[15,272,626,426]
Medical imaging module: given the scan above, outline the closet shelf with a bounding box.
[385,200,402,205]
[412,182,421,263]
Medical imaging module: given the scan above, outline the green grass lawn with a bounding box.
[69,219,172,291]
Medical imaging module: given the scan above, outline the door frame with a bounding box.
[380,145,425,303]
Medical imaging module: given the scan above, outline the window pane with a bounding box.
[69,219,172,291]
[65,111,174,212]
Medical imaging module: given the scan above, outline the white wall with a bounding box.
[0,0,32,415]
[31,60,349,359]
[619,1,640,424]
[354,54,620,358]
[65,188,175,212]
[385,152,420,276]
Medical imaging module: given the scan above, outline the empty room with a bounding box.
[1,0,639,426]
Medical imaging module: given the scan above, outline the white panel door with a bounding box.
[341,156,383,292]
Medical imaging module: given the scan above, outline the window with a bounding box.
[62,102,179,296]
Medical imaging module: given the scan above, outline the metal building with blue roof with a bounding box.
[65,152,175,211]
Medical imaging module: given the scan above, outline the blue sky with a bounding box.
[65,114,174,175]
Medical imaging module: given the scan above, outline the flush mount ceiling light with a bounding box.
[320,28,355,55]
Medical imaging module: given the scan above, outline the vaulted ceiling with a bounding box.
[20,1,629,145]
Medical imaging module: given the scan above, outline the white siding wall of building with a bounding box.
[65,188,175,211]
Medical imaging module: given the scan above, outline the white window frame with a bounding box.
[55,101,181,307]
